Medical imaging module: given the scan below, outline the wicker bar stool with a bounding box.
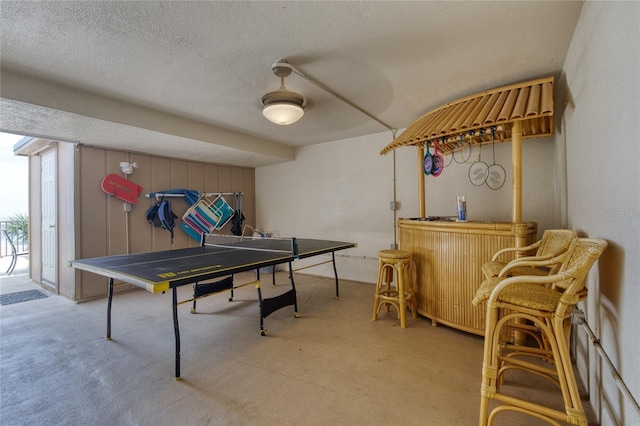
[482,229,577,279]
[472,238,607,425]
[372,249,417,328]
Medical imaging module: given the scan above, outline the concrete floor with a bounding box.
[1,258,596,425]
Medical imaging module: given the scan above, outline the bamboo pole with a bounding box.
[417,146,425,217]
[511,120,523,225]
[511,120,527,345]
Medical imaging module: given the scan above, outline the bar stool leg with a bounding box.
[372,258,384,321]
[373,263,397,320]
[405,259,417,320]
[397,261,407,328]
[383,265,393,313]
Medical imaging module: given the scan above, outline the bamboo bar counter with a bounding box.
[398,219,536,335]
[381,77,555,336]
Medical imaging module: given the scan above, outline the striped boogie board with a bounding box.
[180,222,202,242]
[183,215,208,234]
[208,196,235,230]
[180,195,234,241]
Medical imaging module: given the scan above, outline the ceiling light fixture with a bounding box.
[262,60,305,125]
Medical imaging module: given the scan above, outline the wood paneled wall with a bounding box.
[77,145,255,302]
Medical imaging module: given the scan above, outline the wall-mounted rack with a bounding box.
[146,191,243,201]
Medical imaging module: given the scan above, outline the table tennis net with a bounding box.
[203,234,298,257]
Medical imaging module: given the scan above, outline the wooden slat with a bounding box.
[512,86,530,119]
[497,89,520,122]
[485,90,509,124]
[451,97,481,132]
[525,84,541,117]
[541,81,554,115]
[460,96,487,130]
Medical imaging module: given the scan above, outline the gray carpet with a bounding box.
[0,289,48,305]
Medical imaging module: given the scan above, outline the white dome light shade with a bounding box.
[263,102,304,125]
[261,86,305,125]
[262,60,305,125]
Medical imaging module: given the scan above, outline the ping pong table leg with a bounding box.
[107,278,114,340]
[257,267,298,337]
[255,270,267,336]
[331,252,340,298]
[172,287,181,380]
[288,261,299,315]
[191,282,198,314]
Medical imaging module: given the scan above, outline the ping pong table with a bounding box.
[71,235,355,379]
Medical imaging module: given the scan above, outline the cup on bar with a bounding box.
[456,196,467,222]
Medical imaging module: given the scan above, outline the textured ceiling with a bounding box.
[0,1,583,167]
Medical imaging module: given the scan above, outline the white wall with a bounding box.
[256,125,557,285]
[393,136,558,231]
[256,132,397,284]
[561,2,640,425]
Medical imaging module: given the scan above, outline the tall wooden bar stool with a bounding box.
[481,229,577,279]
[372,249,417,328]
[472,238,607,425]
